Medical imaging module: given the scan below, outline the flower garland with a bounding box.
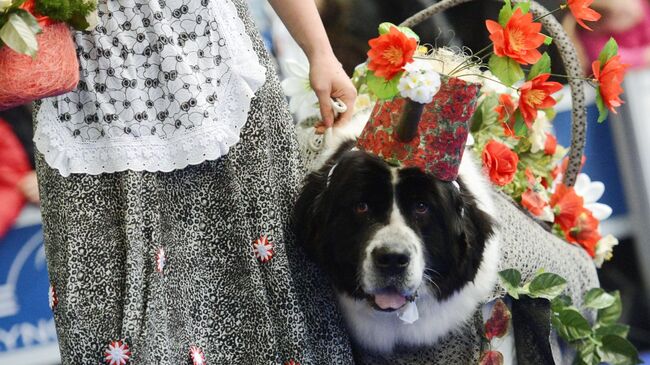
[0,0,97,57]
[349,0,628,267]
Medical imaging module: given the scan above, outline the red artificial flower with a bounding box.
[19,0,55,27]
[482,140,519,186]
[479,351,505,365]
[253,235,274,263]
[550,184,584,232]
[367,26,417,80]
[485,299,511,340]
[567,210,601,257]
[522,189,548,217]
[525,167,537,186]
[495,94,517,136]
[486,8,545,65]
[518,74,563,127]
[567,0,602,31]
[189,346,206,365]
[544,133,557,155]
[593,56,628,114]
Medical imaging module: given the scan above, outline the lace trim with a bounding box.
[34,0,266,177]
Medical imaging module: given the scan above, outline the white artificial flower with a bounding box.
[594,234,619,268]
[530,113,552,153]
[398,59,441,104]
[481,70,511,95]
[573,173,613,221]
[85,10,99,30]
[280,59,320,121]
[0,0,12,12]
[539,206,555,223]
[354,93,373,111]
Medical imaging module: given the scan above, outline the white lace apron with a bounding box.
[34,0,266,176]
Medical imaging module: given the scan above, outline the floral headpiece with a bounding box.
[355,24,482,181]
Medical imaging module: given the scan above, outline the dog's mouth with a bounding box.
[367,291,418,312]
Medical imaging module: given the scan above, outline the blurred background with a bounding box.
[2,0,650,363]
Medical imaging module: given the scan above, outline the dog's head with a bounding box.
[294,142,495,315]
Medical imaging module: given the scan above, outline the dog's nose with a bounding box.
[372,247,410,275]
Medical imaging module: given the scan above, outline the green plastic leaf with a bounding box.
[0,11,39,57]
[498,0,513,26]
[598,291,623,325]
[598,335,642,365]
[498,269,522,299]
[514,117,528,137]
[14,9,41,34]
[595,86,609,123]
[529,272,567,300]
[489,55,525,86]
[577,341,600,365]
[584,288,617,310]
[367,71,401,100]
[551,294,573,313]
[554,308,592,341]
[513,1,530,14]
[598,38,619,66]
[378,22,396,35]
[398,26,420,41]
[528,53,551,81]
[595,324,630,339]
[544,36,553,46]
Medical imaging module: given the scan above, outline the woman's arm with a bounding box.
[268,0,356,126]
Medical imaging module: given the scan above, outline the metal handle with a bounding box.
[401,0,587,187]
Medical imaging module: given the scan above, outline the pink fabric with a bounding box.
[579,1,650,68]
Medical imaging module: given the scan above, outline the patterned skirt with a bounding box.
[35,1,354,364]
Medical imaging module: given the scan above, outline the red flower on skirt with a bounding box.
[155,247,166,273]
[284,360,301,365]
[48,284,58,310]
[189,346,206,365]
[104,341,131,365]
[253,235,274,263]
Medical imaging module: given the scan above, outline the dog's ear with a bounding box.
[294,141,356,261]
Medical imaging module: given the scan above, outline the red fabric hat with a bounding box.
[356,77,481,181]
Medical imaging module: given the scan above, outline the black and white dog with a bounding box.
[294,122,501,353]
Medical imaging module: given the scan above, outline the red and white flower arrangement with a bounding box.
[189,345,206,365]
[104,340,131,365]
[253,235,275,263]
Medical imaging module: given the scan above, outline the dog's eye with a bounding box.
[354,202,369,214]
[414,202,429,215]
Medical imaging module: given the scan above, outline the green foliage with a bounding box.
[528,52,551,81]
[595,86,609,123]
[377,22,419,41]
[498,0,513,26]
[500,269,640,365]
[598,38,619,66]
[498,269,522,299]
[489,54,525,86]
[0,10,40,56]
[34,0,96,30]
[471,93,499,133]
[366,70,401,100]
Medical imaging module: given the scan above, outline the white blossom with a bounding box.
[398,60,441,104]
[280,59,319,121]
[530,113,552,153]
[594,234,619,268]
[0,0,12,12]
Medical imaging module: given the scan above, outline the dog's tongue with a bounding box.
[374,293,407,310]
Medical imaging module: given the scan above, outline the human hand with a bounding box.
[18,171,39,204]
[308,52,357,128]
